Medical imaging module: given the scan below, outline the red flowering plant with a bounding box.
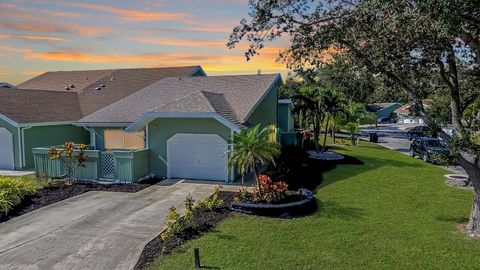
[252,175,289,203]
[48,142,87,184]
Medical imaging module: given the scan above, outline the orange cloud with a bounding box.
[0,46,32,53]
[0,23,111,36]
[136,37,226,47]
[0,34,10,39]
[60,2,190,23]
[20,36,70,41]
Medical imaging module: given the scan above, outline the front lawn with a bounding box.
[149,142,480,269]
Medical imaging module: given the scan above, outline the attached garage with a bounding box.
[0,127,15,170]
[167,134,229,181]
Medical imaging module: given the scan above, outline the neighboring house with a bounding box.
[0,82,16,89]
[395,100,432,124]
[366,102,402,119]
[34,74,286,183]
[0,66,205,170]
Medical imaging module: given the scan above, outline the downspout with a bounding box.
[229,129,235,183]
[17,126,22,169]
[81,126,102,149]
[20,125,33,168]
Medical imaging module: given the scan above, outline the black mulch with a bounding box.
[134,191,235,270]
[0,178,162,223]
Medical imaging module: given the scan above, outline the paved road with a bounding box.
[0,179,221,270]
[359,124,466,174]
[360,124,416,154]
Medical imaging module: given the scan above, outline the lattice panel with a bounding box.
[101,152,116,179]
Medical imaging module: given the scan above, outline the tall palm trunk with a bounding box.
[252,161,261,196]
[322,116,330,152]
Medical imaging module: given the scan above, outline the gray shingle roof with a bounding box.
[0,66,202,124]
[0,89,82,123]
[78,74,281,128]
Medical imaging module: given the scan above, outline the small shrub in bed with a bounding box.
[161,186,225,244]
[0,176,38,215]
[234,175,289,204]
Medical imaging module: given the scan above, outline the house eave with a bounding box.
[124,112,241,133]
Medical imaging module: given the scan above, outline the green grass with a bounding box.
[150,142,480,270]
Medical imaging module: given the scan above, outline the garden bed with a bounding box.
[230,188,316,217]
[134,191,235,270]
[0,178,161,223]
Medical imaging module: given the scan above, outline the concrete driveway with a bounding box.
[0,179,220,270]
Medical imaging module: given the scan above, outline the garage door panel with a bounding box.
[0,128,15,170]
[167,134,228,181]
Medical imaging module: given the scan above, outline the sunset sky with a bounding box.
[0,0,288,84]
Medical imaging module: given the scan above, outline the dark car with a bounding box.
[410,137,449,163]
[406,125,431,140]
[377,117,396,124]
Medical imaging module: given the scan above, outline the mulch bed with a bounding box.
[134,191,235,270]
[0,178,162,223]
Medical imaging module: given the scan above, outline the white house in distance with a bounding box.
[394,100,431,124]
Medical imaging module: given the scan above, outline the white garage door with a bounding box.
[0,128,15,170]
[167,134,228,181]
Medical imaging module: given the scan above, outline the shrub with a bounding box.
[196,186,224,211]
[0,176,38,215]
[161,206,186,241]
[253,175,288,203]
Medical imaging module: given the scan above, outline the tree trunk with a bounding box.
[313,117,320,151]
[253,163,261,196]
[333,131,336,144]
[460,154,480,235]
[322,116,330,152]
[351,132,355,146]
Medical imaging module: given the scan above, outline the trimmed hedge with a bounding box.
[0,176,38,215]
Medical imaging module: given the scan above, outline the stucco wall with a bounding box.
[147,118,231,177]
[23,125,89,169]
[246,85,278,128]
[278,103,294,133]
[0,117,20,169]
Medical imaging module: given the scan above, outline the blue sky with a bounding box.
[0,0,287,84]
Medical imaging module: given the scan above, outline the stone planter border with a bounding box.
[230,188,316,217]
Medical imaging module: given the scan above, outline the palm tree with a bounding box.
[293,85,324,151]
[228,125,280,194]
[321,88,344,151]
[341,102,371,146]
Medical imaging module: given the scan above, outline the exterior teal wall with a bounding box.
[246,85,278,128]
[23,125,89,169]
[278,103,294,133]
[147,118,231,177]
[0,117,20,169]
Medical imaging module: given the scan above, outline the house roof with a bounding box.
[394,100,432,114]
[0,82,16,89]
[0,66,203,124]
[0,89,82,124]
[366,102,401,113]
[78,74,281,129]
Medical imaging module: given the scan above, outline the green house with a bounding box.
[32,73,289,183]
[0,66,205,170]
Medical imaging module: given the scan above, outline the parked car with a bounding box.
[406,125,431,140]
[410,137,449,163]
[377,117,396,124]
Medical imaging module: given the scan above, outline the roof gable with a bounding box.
[78,74,281,129]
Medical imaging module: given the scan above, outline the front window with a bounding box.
[104,130,145,150]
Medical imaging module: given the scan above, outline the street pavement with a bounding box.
[359,124,466,175]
